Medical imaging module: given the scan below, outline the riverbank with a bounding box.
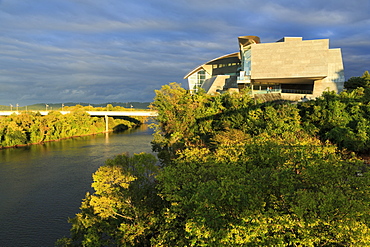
[0,112,143,149]
[0,128,136,150]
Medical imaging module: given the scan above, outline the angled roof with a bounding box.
[238,35,260,47]
[184,52,239,79]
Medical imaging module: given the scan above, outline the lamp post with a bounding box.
[16,103,19,112]
[45,104,49,111]
[10,104,13,111]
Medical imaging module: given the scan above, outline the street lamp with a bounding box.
[45,104,49,111]
[16,103,19,112]
[10,104,13,111]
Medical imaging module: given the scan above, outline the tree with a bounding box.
[59,153,163,246]
[344,71,370,90]
[363,70,370,84]
[0,109,141,149]
[60,83,370,246]
[150,83,370,245]
[150,82,220,163]
[156,132,370,246]
[299,89,370,153]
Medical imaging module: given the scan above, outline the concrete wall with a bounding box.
[312,49,345,97]
[188,36,345,98]
[249,37,345,97]
[203,75,230,94]
[280,93,313,101]
[251,38,329,80]
[253,92,313,102]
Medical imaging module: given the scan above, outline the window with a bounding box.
[196,70,206,88]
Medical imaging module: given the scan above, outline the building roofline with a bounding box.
[238,35,261,46]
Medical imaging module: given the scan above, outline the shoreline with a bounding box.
[0,131,113,150]
[0,123,143,150]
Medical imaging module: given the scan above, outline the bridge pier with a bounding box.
[105,115,109,132]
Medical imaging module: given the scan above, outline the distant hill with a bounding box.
[0,102,151,111]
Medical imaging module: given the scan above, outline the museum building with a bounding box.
[184,36,345,101]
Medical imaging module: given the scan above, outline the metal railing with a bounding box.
[251,88,313,95]
[281,89,313,94]
[252,89,281,94]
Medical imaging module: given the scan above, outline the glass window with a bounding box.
[196,70,206,89]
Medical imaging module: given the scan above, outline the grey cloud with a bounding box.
[261,4,349,25]
[0,0,369,105]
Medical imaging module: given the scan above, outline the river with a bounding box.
[0,124,154,246]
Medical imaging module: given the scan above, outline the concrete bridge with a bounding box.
[0,110,158,132]
[0,110,158,117]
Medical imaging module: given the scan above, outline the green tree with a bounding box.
[156,132,370,246]
[344,70,370,90]
[0,109,141,149]
[150,82,218,163]
[59,153,163,246]
[1,120,27,146]
[299,89,370,153]
[60,83,370,246]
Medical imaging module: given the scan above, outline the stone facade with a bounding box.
[184,36,345,100]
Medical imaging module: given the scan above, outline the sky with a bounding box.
[0,0,369,106]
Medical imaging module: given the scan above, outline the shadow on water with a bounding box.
[0,124,154,247]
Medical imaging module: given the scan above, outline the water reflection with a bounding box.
[0,125,154,247]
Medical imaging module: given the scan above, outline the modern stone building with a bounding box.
[184,36,345,101]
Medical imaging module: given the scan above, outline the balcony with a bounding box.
[237,75,251,84]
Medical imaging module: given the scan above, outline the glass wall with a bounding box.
[242,48,252,75]
[251,84,281,94]
[188,69,206,92]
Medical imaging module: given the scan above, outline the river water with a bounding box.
[0,124,154,246]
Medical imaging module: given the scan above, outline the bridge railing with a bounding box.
[0,110,158,117]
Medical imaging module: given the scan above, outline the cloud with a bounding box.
[0,0,369,105]
[261,4,348,26]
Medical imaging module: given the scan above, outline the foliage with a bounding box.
[150,83,370,245]
[299,88,370,153]
[61,82,370,246]
[151,83,303,162]
[156,133,370,246]
[150,82,224,163]
[0,111,141,148]
[58,153,163,247]
[344,71,370,90]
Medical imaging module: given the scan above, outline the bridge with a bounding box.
[0,110,158,117]
[0,110,158,132]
